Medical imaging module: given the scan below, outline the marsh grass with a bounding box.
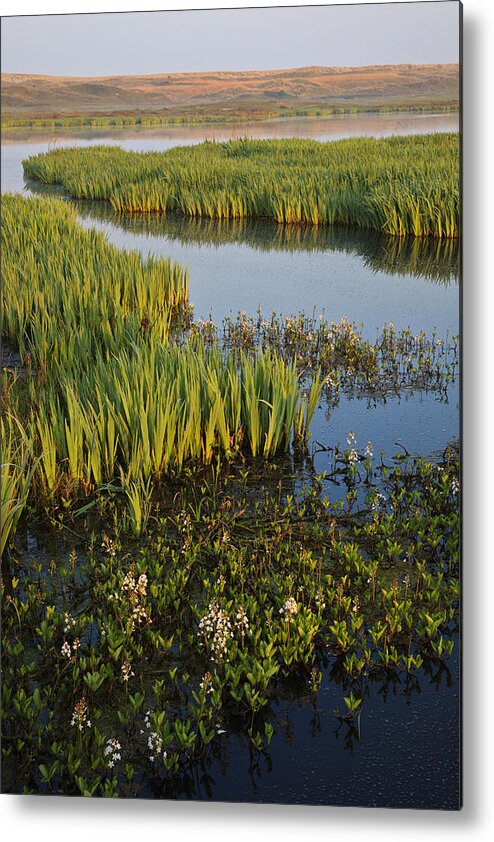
[28,343,321,497]
[2,195,322,541]
[2,194,189,372]
[1,413,38,557]
[2,102,459,130]
[23,134,460,238]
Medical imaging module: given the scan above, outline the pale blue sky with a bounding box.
[1,2,461,76]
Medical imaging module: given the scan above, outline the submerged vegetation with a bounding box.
[23,134,460,237]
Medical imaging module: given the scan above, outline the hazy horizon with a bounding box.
[1,3,461,77]
[2,59,460,80]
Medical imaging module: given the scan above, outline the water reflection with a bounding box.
[132,647,459,806]
[1,111,459,149]
[70,199,460,286]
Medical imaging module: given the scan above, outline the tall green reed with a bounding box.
[1,415,38,556]
[23,134,460,238]
[2,194,322,549]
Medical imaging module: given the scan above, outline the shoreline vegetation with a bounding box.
[23,134,460,238]
[1,102,459,130]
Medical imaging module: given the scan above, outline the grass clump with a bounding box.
[23,134,460,238]
[1,193,189,371]
[1,194,322,549]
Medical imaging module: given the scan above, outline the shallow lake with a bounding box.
[1,113,461,807]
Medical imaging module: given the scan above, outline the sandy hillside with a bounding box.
[2,65,459,117]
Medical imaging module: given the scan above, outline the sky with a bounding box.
[1,1,461,76]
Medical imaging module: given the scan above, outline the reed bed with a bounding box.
[2,195,322,542]
[30,343,320,500]
[2,193,457,553]
[2,194,189,371]
[23,134,460,238]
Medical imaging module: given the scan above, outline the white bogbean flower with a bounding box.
[365,441,374,459]
[198,600,233,661]
[61,641,72,658]
[279,597,298,622]
[121,660,134,682]
[71,697,91,731]
[104,738,122,769]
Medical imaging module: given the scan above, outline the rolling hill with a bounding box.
[1,64,460,123]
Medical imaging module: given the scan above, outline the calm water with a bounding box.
[69,205,459,340]
[1,113,461,808]
[182,647,460,808]
[1,110,459,165]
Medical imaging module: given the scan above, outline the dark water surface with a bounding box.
[186,649,460,809]
[124,650,459,808]
[1,115,461,808]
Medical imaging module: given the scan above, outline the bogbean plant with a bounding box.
[2,440,459,796]
[191,310,459,405]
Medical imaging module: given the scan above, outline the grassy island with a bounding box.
[23,135,459,237]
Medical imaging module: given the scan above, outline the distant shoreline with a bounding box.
[1,64,459,129]
[2,103,459,131]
